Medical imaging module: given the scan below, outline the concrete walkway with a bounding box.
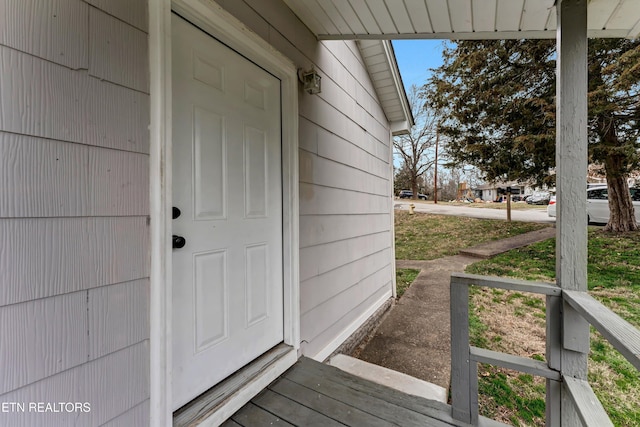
[459,226,556,258]
[353,226,556,392]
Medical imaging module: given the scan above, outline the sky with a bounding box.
[391,39,447,92]
[390,40,446,169]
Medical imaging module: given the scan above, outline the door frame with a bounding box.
[149,1,300,425]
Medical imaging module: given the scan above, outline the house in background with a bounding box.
[0,0,412,425]
[585,164,640,187]
[2,0,640,426]
[474,180,534,202]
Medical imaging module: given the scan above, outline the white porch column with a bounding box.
[149,0,173,425]
[554,0,589,425]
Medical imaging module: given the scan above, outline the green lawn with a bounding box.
[393,211,549,300]
[466,229,640,427]
[394,211,549,260]
[395,269,420,299]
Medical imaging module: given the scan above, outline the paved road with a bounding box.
[394,200,555,223]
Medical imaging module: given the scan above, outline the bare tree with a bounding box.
[394,85,440,199]
[394,163,428,196]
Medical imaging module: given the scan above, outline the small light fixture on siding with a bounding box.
[298,68,322,94]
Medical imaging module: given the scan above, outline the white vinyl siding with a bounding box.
[218,0,394,359]
[0,217,149,306]
[89,7,149,92]
[0,0,150,425]
[0,45,149,153]
[0,0,89,69]
[84,0,148,32]
[0,292,88,395]
[0,343,149,426]
[0,136,149,218]
[101,400,151,427]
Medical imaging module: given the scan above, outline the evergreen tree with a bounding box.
[427,39,640,231]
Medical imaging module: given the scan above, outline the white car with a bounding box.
[587,186,640,224]
[547,195,556,217]
[548,186,640,223]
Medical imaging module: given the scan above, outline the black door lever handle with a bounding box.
[172,235,186,249]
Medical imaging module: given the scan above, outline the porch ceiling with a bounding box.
[282,0,640,40]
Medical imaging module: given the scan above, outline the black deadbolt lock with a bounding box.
[172,207,181,219]
[172,235,186,249]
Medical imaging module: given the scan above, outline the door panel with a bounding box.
[244,126,268,217]
[193,107,226,219]
[194,249,227,351]
[171,14,284,410]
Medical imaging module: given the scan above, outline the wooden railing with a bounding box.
[450,272,640,427]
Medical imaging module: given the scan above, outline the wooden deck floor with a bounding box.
[222,357,506,427]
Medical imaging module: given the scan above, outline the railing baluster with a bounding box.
[546,295,562,427]
[469,360,479,426]
[547,379,561,427]
[450,278,471,423]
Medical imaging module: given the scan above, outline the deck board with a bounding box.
[253,389,345,426]
[231,402,295,426]
[270,378,396,427]
[292,357,459,424]
[227,357,509,427]
[284,361,450,427]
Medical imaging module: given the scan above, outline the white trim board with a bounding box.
[193,348,298,427]
[389,128,397,300]
[148,1,173,425]
[311,291,392,362]
[148,0,300,425]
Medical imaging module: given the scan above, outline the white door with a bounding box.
[171,14,284,410]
